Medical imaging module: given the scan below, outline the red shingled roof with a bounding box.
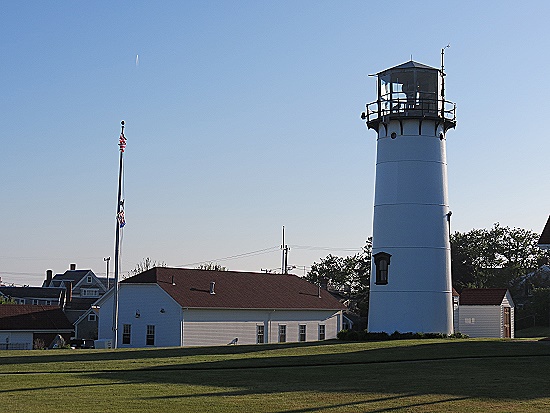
[538,216,550,247]
[121,267,346,310]
[0,305,74,331]
[459,289,508,306]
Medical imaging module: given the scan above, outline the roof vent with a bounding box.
[210,281,216,295]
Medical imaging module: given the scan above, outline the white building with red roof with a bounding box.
[95,267,345,348]
[454,288,514,338]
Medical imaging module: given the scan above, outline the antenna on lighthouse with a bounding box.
[441,44,450,99]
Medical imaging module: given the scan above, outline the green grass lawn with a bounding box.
[0,339,549,412]
[515,326,550,338]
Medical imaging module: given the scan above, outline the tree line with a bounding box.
[305,223,550,325]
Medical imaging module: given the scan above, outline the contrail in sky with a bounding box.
[136,54,139,66]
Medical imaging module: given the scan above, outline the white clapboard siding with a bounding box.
[98,285,342,348]
[457,306,502,338]
[183,309,341,347]
[0,331,33,349]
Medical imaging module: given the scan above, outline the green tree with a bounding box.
[0,296,15,304]
[128,257,167,278]
[196,262,227,271]
[306,238,371,294]
[451,223,549,291]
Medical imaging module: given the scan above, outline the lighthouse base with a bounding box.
[368,290,453,334]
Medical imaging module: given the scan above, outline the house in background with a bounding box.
[537,215,550,250]
[96,267,345,348]
[454,288,514,338]
[0,304,74,350]
[0,286,66,307]
[42,264,111,339]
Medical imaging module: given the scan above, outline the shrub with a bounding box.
[337,329,349,340]
[337,329,469,342]
[33,338,45,350]
[363,331,390,341]
[449,332,469,339]
[346,330,359,341]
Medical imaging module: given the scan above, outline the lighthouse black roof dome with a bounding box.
[377,60,438,74]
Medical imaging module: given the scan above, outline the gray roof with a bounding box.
[538,216,550,247]
[47,269,94,288]
[0,286,64,300]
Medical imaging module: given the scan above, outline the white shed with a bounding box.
[96,267,345,348]
[455,288,514,338]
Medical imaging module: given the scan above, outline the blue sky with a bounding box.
[1,1,549,286]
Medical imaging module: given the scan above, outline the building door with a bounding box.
[503,307,511,338]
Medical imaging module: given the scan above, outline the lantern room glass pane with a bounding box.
[379,69,438,116]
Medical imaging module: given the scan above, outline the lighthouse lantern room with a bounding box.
[362,59,456,334]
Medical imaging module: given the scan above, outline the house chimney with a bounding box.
[210,281,216,295]
[70,263,76,271]
[46,270,53,285]
[65,281,73,303]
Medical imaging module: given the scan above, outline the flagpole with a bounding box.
[112,120,126,349]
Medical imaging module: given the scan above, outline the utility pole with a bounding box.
[281,226,289,274]
[104,257,111,289]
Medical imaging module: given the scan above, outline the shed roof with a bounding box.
[538,216,550,248]
[121,267,346,310]
[459,288,509,306]
[0,305,74,331]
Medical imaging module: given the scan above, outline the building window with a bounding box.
[374,252,392,285]
[32,299,38,305]
[45,300,51,306]
[256,325,265,344]
[146,325,155,346]
[82,289,99,297]
[299,325,306,342]
[18,299,25,304]
[88,313,97,322]
[278,325,286,343]
[86,276,93,284]
[122,324,131,345]
[319,325,326,341]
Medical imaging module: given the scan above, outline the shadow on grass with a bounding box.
[0,380,140,394]
[0,340,330,366]
[82,340,550,403]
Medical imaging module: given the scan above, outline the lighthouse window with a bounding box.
[374,252,391,285]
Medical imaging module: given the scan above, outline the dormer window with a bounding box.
[86,276,92,284]
[374,252,391,285]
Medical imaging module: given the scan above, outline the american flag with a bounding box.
[117,210,126,228]
[119,133,127,152]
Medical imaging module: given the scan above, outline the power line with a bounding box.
[289,245,362,252]
[176,246,280,268]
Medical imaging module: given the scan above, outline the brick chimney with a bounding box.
[70,263,76,271]
[46,270,53,286]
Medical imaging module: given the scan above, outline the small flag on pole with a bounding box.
[117,210,126,228]
[119,133,127,152]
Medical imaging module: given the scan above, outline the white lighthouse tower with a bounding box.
[362,58,456,334]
